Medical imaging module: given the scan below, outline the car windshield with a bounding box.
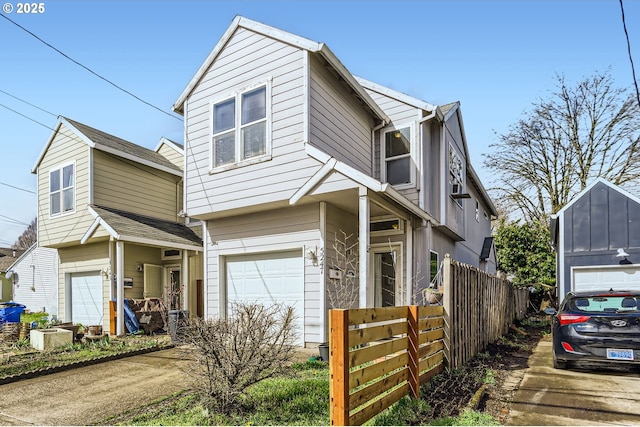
[569,296,640,313]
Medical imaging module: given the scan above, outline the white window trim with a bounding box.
[381,123,416,190]
[48,160,76,218]
[370,215,404,236]
[209,79,273,174]
[448,142,465,208]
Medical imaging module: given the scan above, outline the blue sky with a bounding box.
[0,0,638,246]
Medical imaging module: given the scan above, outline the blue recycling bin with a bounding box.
[0,302,26,323]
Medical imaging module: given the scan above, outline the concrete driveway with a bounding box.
[508,340,640,425]
[0,347,190,426]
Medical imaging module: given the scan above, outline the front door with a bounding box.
[372,245,403,307]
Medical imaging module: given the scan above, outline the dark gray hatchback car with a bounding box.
[546,290,640,369]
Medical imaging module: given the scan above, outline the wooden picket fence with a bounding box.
[442,254,530,369]
[329,305,445,426]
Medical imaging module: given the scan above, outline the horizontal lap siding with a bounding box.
[157,144,183,169]
[93,151,180,222]
[365,90,421,205]
[37,124,98,247]
[309,55,373,175]
[206,204,323,344]
[185,29,311,217]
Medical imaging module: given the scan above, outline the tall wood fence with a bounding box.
[443,254,530,369]
[329,305,445,426]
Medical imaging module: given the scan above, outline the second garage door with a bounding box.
[226,250,304,345]
[573,265,640,293]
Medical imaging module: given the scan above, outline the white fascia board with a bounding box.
[154,137,184,155]
[355,76,437,112]
[289,158,337,205]
[93,143,183,177]
[116,235,202,252]
[32,119,65,173]
[80,217,103,244]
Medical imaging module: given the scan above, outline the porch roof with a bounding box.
[81,205,203,251]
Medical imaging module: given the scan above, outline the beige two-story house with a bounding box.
[173,16,497,347]
[32,117,203,334]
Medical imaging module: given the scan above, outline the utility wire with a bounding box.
[0,13,182,121]
[0,88,56,117]
[0,214,29,226]
[619,0,640,109]
[0,102,55,130]
[0,182,36,195]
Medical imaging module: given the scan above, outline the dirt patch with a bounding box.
[422,318,548,423]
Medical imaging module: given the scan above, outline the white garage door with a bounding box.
[226,251,304,345]
[71,272,103,326]
[573,266,640,293]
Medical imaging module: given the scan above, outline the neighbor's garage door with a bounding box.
[71,272,103,326]
[226,251,304,345]
[573,266,640,292]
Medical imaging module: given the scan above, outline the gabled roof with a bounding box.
[155,137,184,155]
[172,16,389,124]
[6,243,37,272]
[0,248,25,272]
[81,205,202,251]
[32,117,182,177]
[355,76,439,114]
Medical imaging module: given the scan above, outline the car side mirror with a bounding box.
[544,307,557,316]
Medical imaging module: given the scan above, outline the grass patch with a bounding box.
[432,409,500,426]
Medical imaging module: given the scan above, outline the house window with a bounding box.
[50,163,74,216]
[475,200,480,222]
[370,217,404,235]
[211,84,269,169]
[382,126,412,186]
[430,251,439,285]
[449,144,464,207]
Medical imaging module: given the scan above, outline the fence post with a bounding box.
[408,305,420,399]
[442,254,452,369]
[330,309,350,426]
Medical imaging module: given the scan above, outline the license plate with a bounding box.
[607,349,634,361]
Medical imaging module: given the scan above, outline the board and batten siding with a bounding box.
[37,123,108,247]
[57,242,109,329]
[308,54,374,175]
[364,89,422,206]
[92,151,180,222]
[185,27,317,217]
[206,204,323,344]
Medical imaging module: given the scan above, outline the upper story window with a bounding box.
[449,143,464,207]
[211,82,270,170]
[382,126,413,187]
[50,163,74,216]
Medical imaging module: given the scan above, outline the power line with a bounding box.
[619,0,640,109]
[0,13,182,122]
[0,88,56,117]
[0,182,36,195]
[0,102,55,131]
[0,214,29,226]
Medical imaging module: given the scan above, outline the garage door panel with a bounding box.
[71,272,103,326]
[226,251,304,345]
[574,266,640,292]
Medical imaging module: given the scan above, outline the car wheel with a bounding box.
[553,354,567,369]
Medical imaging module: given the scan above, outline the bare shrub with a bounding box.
[181,302,298,414]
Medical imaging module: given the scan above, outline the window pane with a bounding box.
[50,170,60,192]
[241,87,266,125]
[213,99,235,134]
[242,122,266,159]
[213,131,235,167]
[62,188,73,212]
[386,157,410,185]
[62,164,74,188]
[385,128,410,158]
[50,193,60,215]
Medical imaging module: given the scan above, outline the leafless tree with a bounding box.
[13,218,36,250]
[180,302,297,414]
[484,71,640,221]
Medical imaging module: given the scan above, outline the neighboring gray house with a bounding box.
[551,178,640,300]
[6,243,59,315]
[172,16,498,347]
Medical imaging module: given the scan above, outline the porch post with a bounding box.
[116,240,125,336]
[358,186,370,308]
[182,249,189,312]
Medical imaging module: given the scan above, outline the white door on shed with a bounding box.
[573,265,640,293]
[71,272,103,326]
[226,250,304,345]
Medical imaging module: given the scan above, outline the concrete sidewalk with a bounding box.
[0,347,189,426]
[507,340,640,425]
